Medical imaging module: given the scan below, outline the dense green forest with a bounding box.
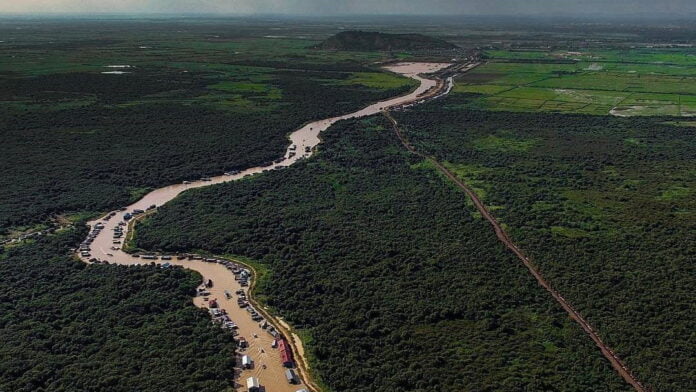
[0,67,411,231]
[4,17,695,392]
[0,20,418,233]
[0,229,236,392]
[392,94,695,391]
[316,30,458,51]
[0,20,421,392]
[136,116,630,392]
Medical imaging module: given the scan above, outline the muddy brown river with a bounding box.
[78,62,452,392]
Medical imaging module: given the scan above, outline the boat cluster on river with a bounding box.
[75,62,461,392]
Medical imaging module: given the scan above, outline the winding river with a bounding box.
[78,62,453,392]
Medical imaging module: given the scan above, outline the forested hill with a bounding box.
[316,31,458,51]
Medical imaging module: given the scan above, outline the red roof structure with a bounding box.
[278,338,294,367]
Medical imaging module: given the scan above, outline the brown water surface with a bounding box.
[79,62,451,392]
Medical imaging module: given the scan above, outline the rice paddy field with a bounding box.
[454,48,696,116]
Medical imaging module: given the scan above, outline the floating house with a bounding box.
[278,339,294,368]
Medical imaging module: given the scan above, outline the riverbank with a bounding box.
[76,62,457,392]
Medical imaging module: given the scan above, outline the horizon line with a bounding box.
[1,11,696,19]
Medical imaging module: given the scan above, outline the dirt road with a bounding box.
[384,111,648,392]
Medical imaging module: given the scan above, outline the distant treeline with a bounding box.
[316,30,458,51]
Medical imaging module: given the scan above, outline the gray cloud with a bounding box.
[1,0,695,16]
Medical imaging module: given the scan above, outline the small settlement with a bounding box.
[80,195,308,392]
[192,257,304,392]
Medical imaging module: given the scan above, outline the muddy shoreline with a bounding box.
[77,62,455,392]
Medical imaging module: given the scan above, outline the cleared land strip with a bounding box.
[383,110,648,392]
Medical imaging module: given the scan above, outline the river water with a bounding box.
[78,62,451,392]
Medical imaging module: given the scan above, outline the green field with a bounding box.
[339,71,417,89]
[485,48,696,65]
[457,50,696,116]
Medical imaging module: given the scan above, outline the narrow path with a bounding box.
[384,111,648,392]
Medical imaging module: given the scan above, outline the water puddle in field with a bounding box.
[102,65,133,74]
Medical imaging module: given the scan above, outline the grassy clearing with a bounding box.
[473,134,538,152]
[452,83,512,95]
[484,48,696,66]
[551,226,591,238]
[484,49,554,60]
[61,211,102,224]
[442,162,492,201]
[561,189,611,223]
[611,105,681,117]
[656,185,691,201]
[532,72,696,95]
[209,81,283,100]
[664,120,696,127]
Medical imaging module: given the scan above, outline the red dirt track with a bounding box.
[384,110,648,392]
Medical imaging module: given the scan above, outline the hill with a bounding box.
[316,30,458,51]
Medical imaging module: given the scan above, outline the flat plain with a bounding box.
[453,49,696,116]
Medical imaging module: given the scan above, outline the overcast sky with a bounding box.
[1,0,694,16]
